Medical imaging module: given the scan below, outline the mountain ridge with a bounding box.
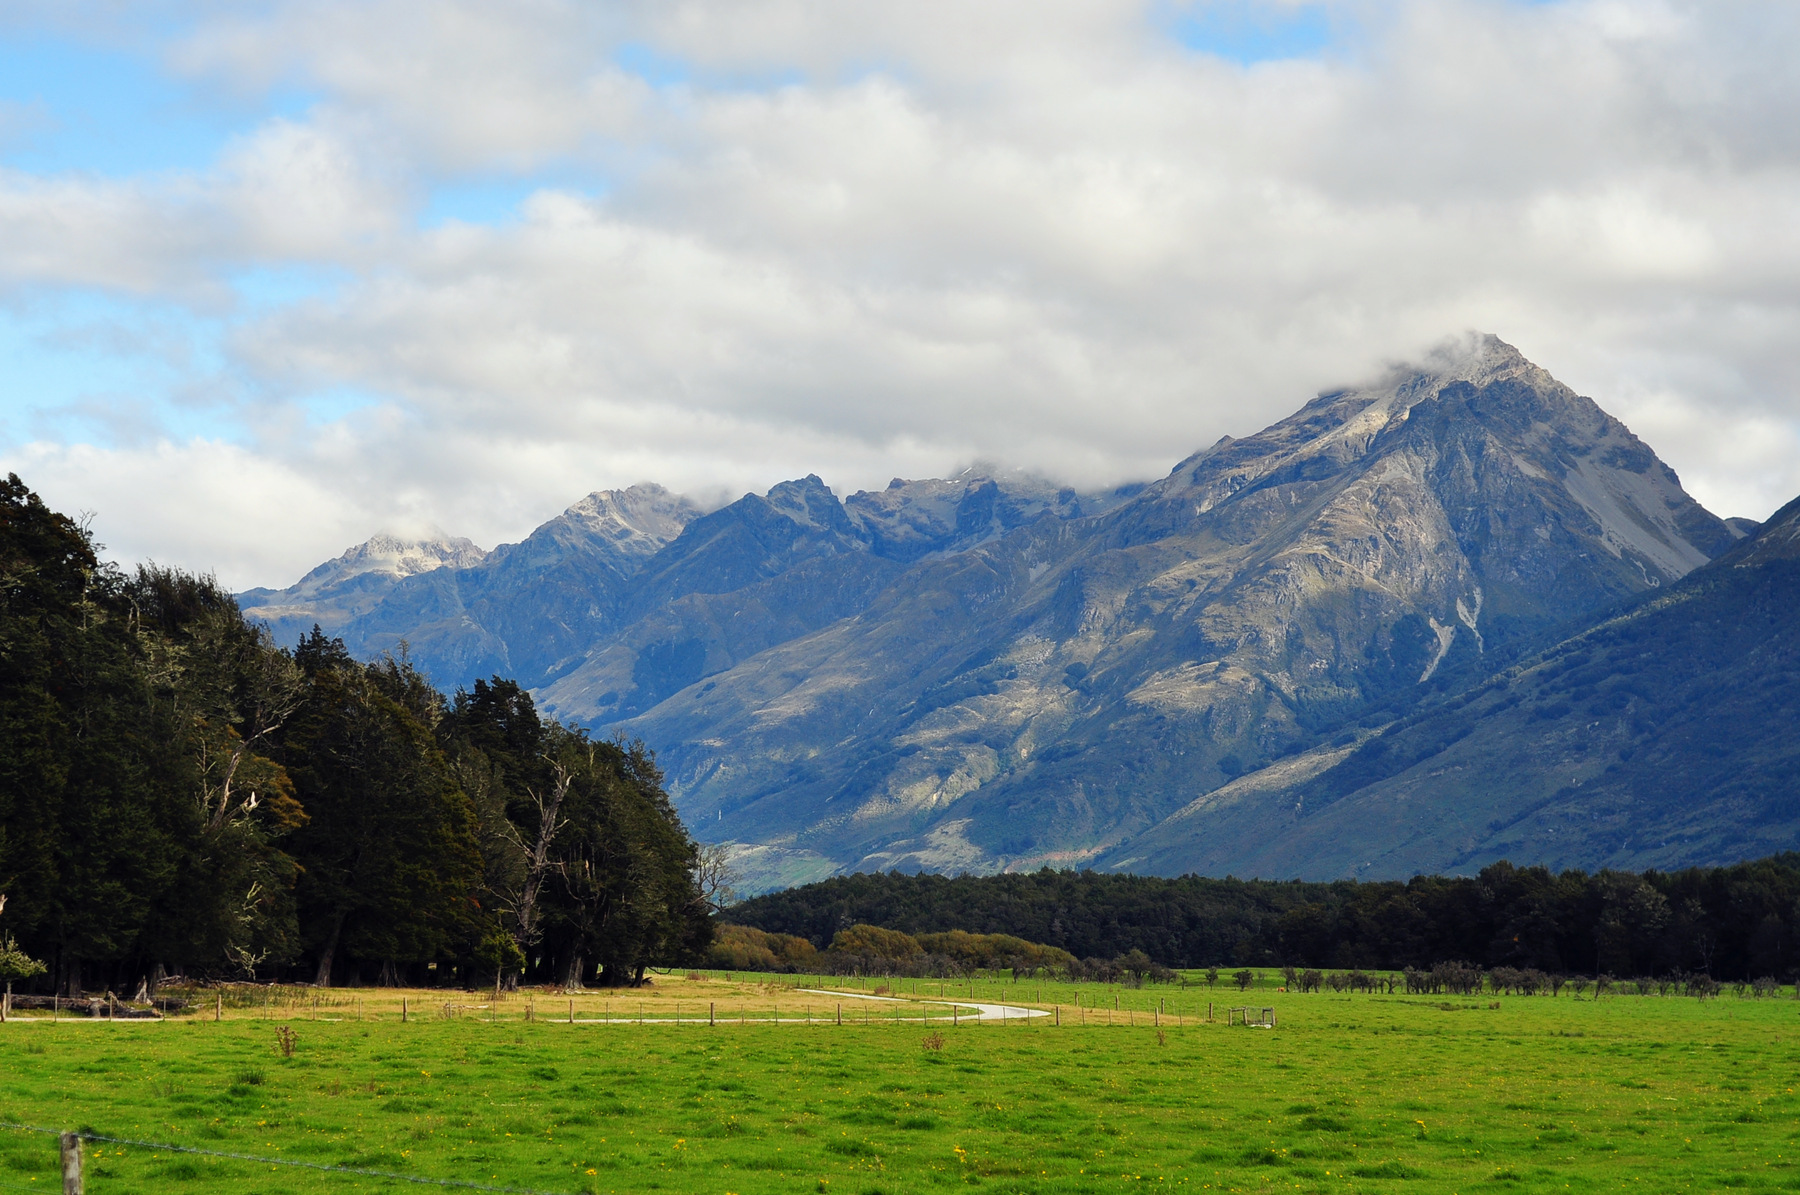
[605,335,1738,887]
[241,334,1768,890]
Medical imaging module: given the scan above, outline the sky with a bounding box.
[2,0,1798,591]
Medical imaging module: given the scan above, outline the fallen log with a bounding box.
[5,994,184,1017]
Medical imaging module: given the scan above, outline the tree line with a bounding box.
[0,475,711,997]
[724,854,1800,981]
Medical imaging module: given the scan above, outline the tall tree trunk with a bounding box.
[314,914,344,987]
[513,759,573,958]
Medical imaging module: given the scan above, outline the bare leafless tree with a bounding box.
[506,753,575,957]
[694,843,740,915]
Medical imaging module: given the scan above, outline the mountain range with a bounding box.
[240,334,1791,890]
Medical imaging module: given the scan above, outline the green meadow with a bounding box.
[2,973,1798,1195]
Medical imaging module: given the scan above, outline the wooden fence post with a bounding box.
[401,996,407,1023]
[835,1003,841,1026]
[570,999,575,1024]
[216,993,222,1022]
[710,1002,715,1026]
[60,1132,82,1195]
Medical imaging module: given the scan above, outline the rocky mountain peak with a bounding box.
[301,531,487,589]
[761,475,847,533]
[1720,493,1800,568]
[561,483,705,564]
[844,467,1140,563]
[1417,330,1537,386]
[237,529,488,647]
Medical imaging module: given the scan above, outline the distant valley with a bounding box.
[241,335,1794,890]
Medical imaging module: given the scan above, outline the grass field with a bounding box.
[2,971,1797,1194]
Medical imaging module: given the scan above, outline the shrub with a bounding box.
[914,930,1075,971]
[829,924,923,960]
[707,924,818,972]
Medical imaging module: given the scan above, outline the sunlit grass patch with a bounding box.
[1,977,1798,1192]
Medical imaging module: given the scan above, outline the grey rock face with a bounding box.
[1102,492,1800,880]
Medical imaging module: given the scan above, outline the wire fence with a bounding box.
[0,1121,575,1195]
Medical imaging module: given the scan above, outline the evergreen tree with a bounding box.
[283,635,484,986]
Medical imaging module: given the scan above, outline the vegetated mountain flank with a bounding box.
[1104,490,1800,881]
[247,334,1748,888]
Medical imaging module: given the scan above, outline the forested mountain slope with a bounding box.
[1106,491,1800,879]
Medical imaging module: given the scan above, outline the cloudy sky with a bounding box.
[2,0,1797,590]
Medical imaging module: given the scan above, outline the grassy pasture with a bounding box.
[1,972,1797,1194]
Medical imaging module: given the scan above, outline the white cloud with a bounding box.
[0,120,397,298]
[4,0,1800,587]
[3,438,370,587]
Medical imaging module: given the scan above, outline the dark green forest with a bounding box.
[725,856,1800,981]
[0,475,711,995]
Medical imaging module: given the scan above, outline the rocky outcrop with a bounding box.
[1105,491,1800,879]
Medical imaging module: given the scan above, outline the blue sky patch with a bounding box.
[421,177,546,228]
[1165,2,1337,65]
[0,34,316,176]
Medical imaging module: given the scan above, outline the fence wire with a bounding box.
[0,1121,573,1195]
